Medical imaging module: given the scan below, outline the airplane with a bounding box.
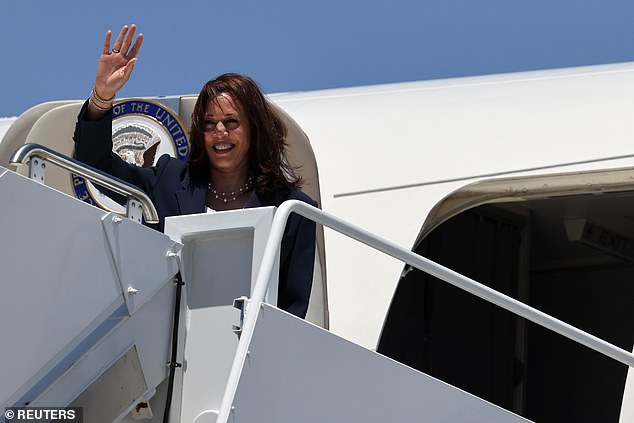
[1,61,634,422]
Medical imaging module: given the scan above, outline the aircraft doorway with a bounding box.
[378,190,634,422]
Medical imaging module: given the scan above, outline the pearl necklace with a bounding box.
[208,176,254,203]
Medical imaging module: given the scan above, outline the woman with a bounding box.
[73,24,317,318]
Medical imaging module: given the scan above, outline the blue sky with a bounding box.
[1,0,633,117]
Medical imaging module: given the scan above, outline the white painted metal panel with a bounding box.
[165,208,278,305]
[272,63,634,197]
[38,283,175,416]
[223,304,532,423]
[0,117,16,146]
[101,214,180,315]
[164,208,279,422]
[0,168,122,408]
[0,167,181,413]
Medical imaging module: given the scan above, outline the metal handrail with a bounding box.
[218,200,634,420]
[9,143,159,223]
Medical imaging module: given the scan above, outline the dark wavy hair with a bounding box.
[188,73,302,195]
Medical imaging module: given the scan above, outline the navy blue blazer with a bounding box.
[72,101,317,318]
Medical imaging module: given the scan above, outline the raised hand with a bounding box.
[94,24,144,101]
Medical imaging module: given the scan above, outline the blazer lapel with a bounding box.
[175,170,208,215]
[245,189,282,209]
[245,190,264,209]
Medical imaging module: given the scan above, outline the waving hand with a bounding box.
[94,24,144,101]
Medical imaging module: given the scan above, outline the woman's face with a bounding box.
[203,94,250,177]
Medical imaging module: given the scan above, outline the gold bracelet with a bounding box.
[89,87,113,111]
[91,85,115,103]
[88,96,111,112]
[90,96,112,109]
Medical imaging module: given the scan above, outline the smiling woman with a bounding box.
[201,93,251,209]
[72,24,318,319]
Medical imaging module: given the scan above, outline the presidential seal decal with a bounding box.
[73,99,189,212]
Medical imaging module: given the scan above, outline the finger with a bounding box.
[121,24,137,54]
[126,33,144,59]
[112,24,129,53]
[102,30,112,55]
[121,58,137,84]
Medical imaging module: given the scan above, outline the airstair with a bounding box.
[7,144,634,422]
